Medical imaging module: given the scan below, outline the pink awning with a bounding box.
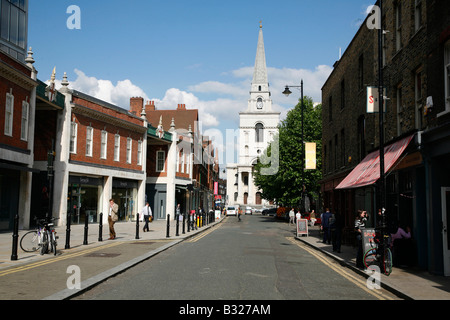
[335,134,414,190]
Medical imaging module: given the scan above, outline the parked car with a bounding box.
[262,208,277,216]
[227,206,237,216]
[245,206,253,215]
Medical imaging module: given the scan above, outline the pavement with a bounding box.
[0,214,449,300]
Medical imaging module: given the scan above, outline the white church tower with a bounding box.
[226,23,280,208]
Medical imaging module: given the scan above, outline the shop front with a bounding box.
[112,178,138,222]
[67,175,103,225]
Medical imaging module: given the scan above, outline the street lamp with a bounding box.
[283,80,305,211]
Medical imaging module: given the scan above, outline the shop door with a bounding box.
[442,187,450,276]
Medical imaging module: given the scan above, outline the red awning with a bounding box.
[335,134,414,190]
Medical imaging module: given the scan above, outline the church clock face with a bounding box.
[257,98,263,109]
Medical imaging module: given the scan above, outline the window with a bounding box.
[328,96,333,122]
[4,91,13,136]
[86,126,93,157]
[181,151,185,173]
[114,134,120,161]
[396,3,402,51]
[334,134,338,170]
[415,69,423,129]
[358,54,364,90]
[20,100,28,141]
[70,122,77,154]
[340,80,345,110]
[396,85,403,136]
[100,130,107,159]
[156,150,165,172]
[357,115,366,162]
[0,0,28,61]
[415,0,422,32]
[255,123,264,143]
[126,137,132,164]
[341,129,346,168]
[137,140,142,166]
[444,41,450,114]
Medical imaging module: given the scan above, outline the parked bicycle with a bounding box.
[20,217,59,256]
[363,227,393,276]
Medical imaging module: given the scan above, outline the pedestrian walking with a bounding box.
[108,199,119,240]
[331,212,343,253]
[289,208,295,225]
[355,210,368,269]
[296,210,301,225]
[141,202,152,232]
[321,208,332,244]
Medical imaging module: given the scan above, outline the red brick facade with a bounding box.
[70,93,146,172]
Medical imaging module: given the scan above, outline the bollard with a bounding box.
[135,213,140,240]
[187,213,190,233]
[65,211,71,249]
[182,213,186,234]
[166,214,170,238]
[98,212,103,242]
[11,213,19,261]
[176,214,180,236]
[83,212,89,245]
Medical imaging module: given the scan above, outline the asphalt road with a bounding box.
[73,214,398,301]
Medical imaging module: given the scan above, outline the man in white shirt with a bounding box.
[141,202,152,232]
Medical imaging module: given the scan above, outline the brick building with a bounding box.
[0,49,37,230]
[49,81,148,226]
[131,100,219,218]
[321,0,450,275]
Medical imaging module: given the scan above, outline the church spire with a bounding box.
[252,23,268,86]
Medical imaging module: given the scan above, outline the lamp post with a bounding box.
[283,80,305,211]
[378,0,386,230]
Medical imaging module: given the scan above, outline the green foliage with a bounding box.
[253,96,322,206]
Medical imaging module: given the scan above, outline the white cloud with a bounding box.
[70,69,150,109]
[51,63,331,132]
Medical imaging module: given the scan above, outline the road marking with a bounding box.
[0,241,123,277]
[187,224,222,243]
[287,237,393,300]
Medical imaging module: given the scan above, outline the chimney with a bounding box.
[130,97,144,115]
[177,104,186,110]
[145,100,156,112]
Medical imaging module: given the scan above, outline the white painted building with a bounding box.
[226,25,280,208]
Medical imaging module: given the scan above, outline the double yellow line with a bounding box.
[187,224,222,243]
[0,241,123,278]
[287,237,393,300]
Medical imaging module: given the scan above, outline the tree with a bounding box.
[253,96,322,208]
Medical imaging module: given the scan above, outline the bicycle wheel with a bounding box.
[383,247,393,276]
[363,248,377,270]
[40,231,49,255]
[20,231,40,252]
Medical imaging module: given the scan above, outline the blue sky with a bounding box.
[28,0,374,164]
